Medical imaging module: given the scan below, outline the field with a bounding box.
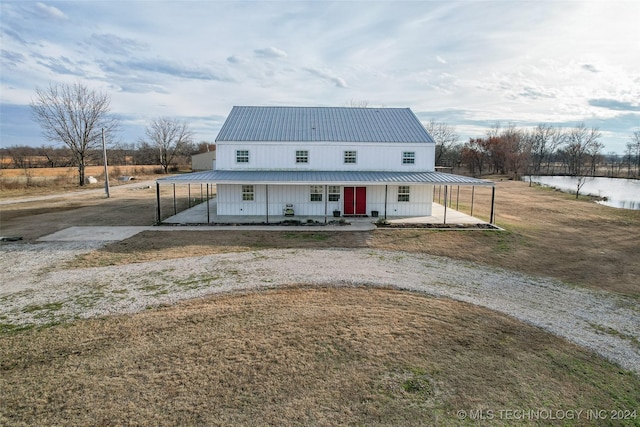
[0,164,164,197]
[1,174,639,425]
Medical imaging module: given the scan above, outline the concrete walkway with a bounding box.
[36,198,491,242]
[37,221,377,242]
[161,198,488,226]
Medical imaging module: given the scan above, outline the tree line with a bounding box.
[18,81,209,186]
[431,122,640,180]
[4,82,640,187]
[0,141,214,171]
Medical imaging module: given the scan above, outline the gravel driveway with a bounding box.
[1,240,638,375]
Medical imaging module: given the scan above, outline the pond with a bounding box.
[523,176,640,210]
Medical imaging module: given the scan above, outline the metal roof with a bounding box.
[158,170,494,186]
[215,106,435,143]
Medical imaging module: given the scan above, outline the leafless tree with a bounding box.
[425,120,459,165]
[629,130,640,177]
[345,100,370,108]
[141,117,194,173]
[30,82,118,186]
[563,123,602,198]
[528,124,566,176]
[196,141,216,154]
[39,145,72,168]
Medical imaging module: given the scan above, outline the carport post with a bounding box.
[323,184,327,224]
[206,184,210,223]
[266,184,269,224]
[188,184,191,208]
[470,186,475,216]
[384,185,388,219]
[456,186,460,210]
[173,183,177,215]
[443,185,448,224]
[156,182,161,223]
[490,186,496,224]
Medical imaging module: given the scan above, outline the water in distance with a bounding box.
[523,176,640,210]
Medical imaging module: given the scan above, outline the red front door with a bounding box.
[344,187,366,215]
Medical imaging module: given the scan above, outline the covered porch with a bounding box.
[159,197,493,227]
[155,170,496,227]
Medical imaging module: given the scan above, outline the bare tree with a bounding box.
[345,100,370,108]
[528,124,566,176]
[425,120,459,166]
[630,130,640,177]
[30,82,118,186]
[563,123,602,198]
[141,117,194,173]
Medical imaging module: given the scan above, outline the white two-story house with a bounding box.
[158,106,494,221]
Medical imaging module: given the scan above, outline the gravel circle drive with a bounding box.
[1,241,638,375]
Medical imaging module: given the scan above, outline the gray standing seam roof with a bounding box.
[158,170,494,186]
[215,106,435,143]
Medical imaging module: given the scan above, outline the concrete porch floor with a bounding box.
[161,198,489,227]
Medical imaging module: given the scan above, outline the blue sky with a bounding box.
[1,0,639,153]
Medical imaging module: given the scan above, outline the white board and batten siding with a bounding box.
[217,184,433,217]
[216,141,435,172]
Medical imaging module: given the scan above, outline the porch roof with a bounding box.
[157,170,494,186]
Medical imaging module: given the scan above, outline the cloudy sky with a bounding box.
[1,0,639,153]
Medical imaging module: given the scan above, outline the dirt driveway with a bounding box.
[1,178,639,375]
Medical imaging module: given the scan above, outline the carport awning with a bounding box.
[157,170,494,186]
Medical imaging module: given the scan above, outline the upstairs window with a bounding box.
[236,150,249,163]
[402,151,415,164]
[398,186,410,202]
[344,150,357,164]
[296,150,309,164]
[310,185,323,202]
[242,185,254,201]
[328,185,340,201]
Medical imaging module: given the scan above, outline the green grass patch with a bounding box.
[283,232,329,241]
[22,302,64,313]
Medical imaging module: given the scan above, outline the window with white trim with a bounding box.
[236,150,249,163]
[328,185,340,202]
[402,151,415,164]
[296,150,309,164]
[310,185,323,202]
[398,186,410,202]
[242,185,254,201]
[344,150,357,164]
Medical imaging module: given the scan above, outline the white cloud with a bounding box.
[303,68,348,88]
[582,64,600,73]
[35,2,66,19]
[253,47,288,59]
[0,0,638,152]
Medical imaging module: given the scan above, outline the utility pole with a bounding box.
[102,128,110,198]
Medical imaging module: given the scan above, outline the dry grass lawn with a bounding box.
[64,180,640,297]
[1,176,639,425]
[2,287,638,426]
[0,165,163,197]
